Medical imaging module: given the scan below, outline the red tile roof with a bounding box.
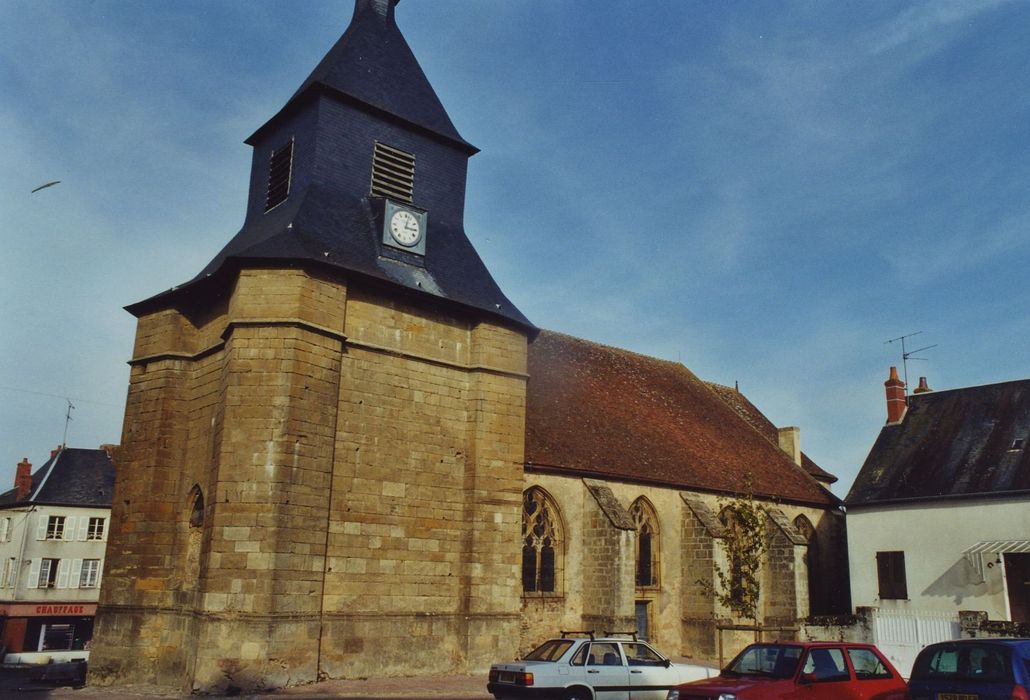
[525,331,836,506]
[705,382,838,484]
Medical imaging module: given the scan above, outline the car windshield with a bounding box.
[523,640,574,662]
[912,644,1014,683]
[725,644,803,679]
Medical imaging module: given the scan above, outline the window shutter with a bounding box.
[36,517,47,541]
[63,516,75,541]
[876,551,907,600]
[71,559,83,587]
[28,559,40,589]
[56,559,69,589]
[101,518,108,542]
[892,552,907,599]
[77,517,88,541]
[9,560,17,589]
[98,558,104,584]
[0,517,8,542]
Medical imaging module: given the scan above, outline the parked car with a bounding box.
[667,640,907,700]
[487,631,716,700]
[907,638,1030,700]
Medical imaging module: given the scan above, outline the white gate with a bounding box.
[869,608,960,678]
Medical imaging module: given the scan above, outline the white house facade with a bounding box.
[0,448,115,661]
[848,496,1030,620]
[846,371,1030,624]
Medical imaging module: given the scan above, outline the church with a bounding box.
[88,1,847,693]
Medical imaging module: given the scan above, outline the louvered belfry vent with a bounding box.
[264,140,294,212]
[371,142,415,202]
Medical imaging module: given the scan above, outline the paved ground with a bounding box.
[0,669,492,699]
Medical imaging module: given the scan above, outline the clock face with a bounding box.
[389,209,422,247]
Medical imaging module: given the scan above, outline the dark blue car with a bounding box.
[907,638,1030,700]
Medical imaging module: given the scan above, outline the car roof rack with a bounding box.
[604,630,639,641]
[560,630,596,640]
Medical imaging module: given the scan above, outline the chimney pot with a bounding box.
[884,366,907,424]
[15,458,33,501]
[914,376,932,394]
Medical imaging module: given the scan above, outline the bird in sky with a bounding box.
[31,180,61,193]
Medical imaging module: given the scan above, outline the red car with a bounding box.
[668,641,907,700]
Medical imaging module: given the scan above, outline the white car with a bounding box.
[487,632,716,700]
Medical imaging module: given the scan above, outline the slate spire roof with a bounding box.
[266,0,475,153]
[0,448,116,508]
[846,378,1030,507]
[128,0,532,333]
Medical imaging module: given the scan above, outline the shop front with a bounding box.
[0,603,95,662]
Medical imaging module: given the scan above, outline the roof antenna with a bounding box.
[884,332,937,394]
[62,398,75,448]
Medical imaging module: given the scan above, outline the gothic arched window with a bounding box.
[522,487,563,594]
[794,514,822,613]
[630,497,660,588]
[188,485,205,528]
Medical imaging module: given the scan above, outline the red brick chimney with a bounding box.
[913,376,932,394]
[885,366,907,424]
[15,458,32,501]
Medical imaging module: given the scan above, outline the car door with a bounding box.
[622,642,673,700]
[844,647,906,699]
[583,642,630,700]
[798,647,857,700]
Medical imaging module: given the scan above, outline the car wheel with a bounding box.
[564,688,591,700]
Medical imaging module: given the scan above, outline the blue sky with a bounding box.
[3,0,1029,496]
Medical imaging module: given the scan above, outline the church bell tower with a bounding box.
[89,0,533,692]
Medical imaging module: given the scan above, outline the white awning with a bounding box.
[962,540,1030,581]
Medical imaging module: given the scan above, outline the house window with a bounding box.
[876,551,908,599]
[86,517,105,541]
[370,141,415,202]
[1,558,15,588]
[522,487,562,594]
[630,497,660,588]
[38,558,59,588]
[79,559,100,588]
[264,140,294,212]
[45,516,65,540]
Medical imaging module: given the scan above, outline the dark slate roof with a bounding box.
[525,331,837,507]
[705,382,838,484]
[256,0,474,152]
[0,448,116,508]
[846,379,1030,507]
[127,1,531,332]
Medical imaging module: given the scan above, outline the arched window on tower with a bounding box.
[183,485,206,593]
[630,497,660,588]
[522,487,563,594]
[188,485,205,528]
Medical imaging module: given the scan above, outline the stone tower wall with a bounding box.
[90,268,528,693]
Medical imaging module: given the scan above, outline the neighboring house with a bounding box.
[0,447,116,661]
[846,369,1030,623]
[88,1,844,693]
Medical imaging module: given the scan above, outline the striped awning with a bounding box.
[963,540,1030,581]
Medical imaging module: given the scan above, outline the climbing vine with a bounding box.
[699,479,769,623]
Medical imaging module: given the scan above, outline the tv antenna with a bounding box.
[62,398,75,448]
[885,331,937,393]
